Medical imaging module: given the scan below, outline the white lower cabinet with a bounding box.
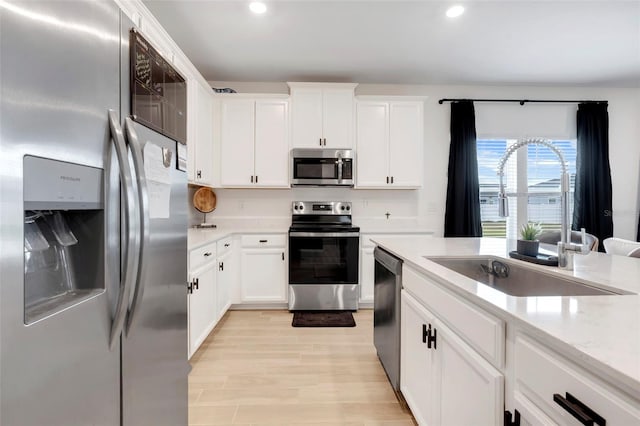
[359,246,375,303]
[216,237,234,321]
[240,234,287,303]
[513,334,640,426]
[188,261,217,359]
[401,290,504,426]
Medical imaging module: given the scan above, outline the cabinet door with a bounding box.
[291,88,323,148]
[401,291,436,426]
[322,88,354,148]
[359,246,375,303]
[216,250,233,321]
[186,78,198,183]
[194,83,215,186]
[241,248,287,302]
[254,99,289,187]
[188,263,217,358]
[389,102,423,187]
[220,99,255,187]
[434,317,504,426]
[356,102,389,187]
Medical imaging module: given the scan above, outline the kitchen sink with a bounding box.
[424,256,624,297]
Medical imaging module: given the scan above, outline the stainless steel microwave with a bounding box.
[290,149,354,187]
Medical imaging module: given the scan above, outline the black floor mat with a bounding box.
[292,311,356,327]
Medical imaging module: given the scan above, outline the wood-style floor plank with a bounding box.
[189,310,415,425]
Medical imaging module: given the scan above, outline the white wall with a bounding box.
[203,81,640,240]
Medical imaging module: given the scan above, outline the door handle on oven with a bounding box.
[288,231,360,238]
[107,110,139,350]
[124,117,150,335]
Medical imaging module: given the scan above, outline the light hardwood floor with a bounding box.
[189,310,416,426]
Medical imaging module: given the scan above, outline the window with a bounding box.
[477,139,577,239]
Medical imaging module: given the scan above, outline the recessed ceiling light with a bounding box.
[446,5,465,18]
[249,2,267,14]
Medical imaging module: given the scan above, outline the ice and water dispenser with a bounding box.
[23,156,105,324]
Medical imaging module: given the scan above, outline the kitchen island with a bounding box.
[372,236,640,425]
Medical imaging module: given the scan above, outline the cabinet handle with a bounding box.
[193,278,199,290]
[255,175,259,183]
[259,239,268,243]
[504,410,521,426]
[219,261,224,271]
[323,138,327,146]
[386,176,389,184]
[197,170,202,179]
[282,252,285,261]
[224,243,230,247]
[187,281,193,294]
[422,323,437,349]
[250,175,254,183]
[553,393,605,426]
[391,176,394,184]
[319,138,322,146]
[204,252,212,257]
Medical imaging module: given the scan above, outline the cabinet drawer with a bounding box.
[190,242,217,271]
[515,334,640,426]
[241,234,286,248]
[403,265,504,368]
[217,236,233,256]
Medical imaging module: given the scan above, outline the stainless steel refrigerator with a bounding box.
[0,1,189,425]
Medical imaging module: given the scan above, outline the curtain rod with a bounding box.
[437,98,608,105]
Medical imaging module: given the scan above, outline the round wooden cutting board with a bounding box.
[193,187,216,213]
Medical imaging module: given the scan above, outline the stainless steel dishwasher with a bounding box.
[373,246,403,392]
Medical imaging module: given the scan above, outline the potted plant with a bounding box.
[517,222,542,257]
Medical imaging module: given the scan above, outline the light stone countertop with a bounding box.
[371,236,640,399]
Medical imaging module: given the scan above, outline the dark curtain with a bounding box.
[444,100,482,237]
[572,103,613,250]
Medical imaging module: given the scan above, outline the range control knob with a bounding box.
[294,205,298,210]
[340,205,345,211]
[299,205,304,210]
[346,206,351,211]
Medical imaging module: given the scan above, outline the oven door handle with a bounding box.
[289,232,360,238]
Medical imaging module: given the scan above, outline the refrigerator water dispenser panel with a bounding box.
[23,157,105,324]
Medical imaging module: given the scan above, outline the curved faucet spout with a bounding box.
[495,138,572,259]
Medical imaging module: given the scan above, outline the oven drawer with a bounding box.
[242,234,286,248]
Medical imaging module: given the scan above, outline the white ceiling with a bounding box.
[143,0,640,87]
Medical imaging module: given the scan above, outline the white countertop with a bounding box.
[371,236,640,398]
[187,218,435,250]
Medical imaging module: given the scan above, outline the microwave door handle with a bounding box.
[107,110,139,350]
[123,117,150,334]
[337,157,343,181]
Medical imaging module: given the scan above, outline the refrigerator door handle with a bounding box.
[124,117,150,334]
[108,110,140,349]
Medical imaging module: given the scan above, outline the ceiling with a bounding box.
[143,0,640,87]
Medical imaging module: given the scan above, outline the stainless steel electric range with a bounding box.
[288,201,360,311]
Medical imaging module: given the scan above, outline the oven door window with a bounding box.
[293,158,338,180]
[289,236,359,284]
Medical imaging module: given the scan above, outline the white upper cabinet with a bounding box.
[187,81,215,187]
[356,97,424,189]
[219,96,289,188]
[289,83,357,148]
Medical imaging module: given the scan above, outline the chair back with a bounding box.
[538,230,599,251]
[603,237,640,256]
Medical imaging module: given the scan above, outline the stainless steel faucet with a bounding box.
[496,138,589,270]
